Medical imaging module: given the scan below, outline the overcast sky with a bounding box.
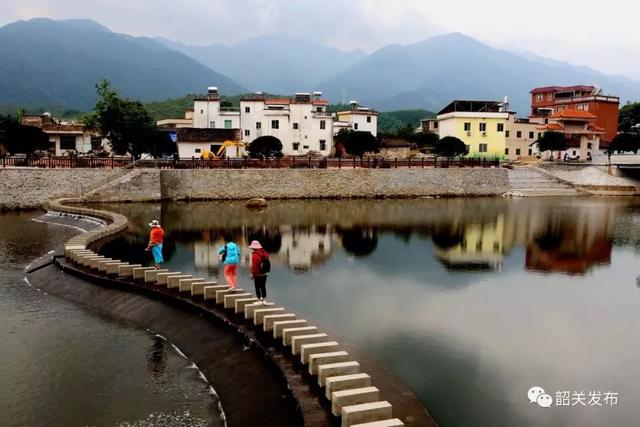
[2,0,638,80]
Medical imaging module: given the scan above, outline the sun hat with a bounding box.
[149,219,160,227]
[249,240,262,249]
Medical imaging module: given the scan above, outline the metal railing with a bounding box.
[0,156,133,168]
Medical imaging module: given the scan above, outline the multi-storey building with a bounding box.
[21,113,108,155]
[504,113,545,160]
[436,100,508,157]
[532,109,603,160]
[529,85,619,142]
[240,92,334,156]
[193,87,241,130]
[335,101,378,136]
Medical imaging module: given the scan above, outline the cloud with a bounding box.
[0,0,638,78]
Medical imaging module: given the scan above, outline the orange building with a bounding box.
[529,85,619,142]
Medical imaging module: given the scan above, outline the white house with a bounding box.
[21,113,109,155]
[335,101,378,136]
[176,128,243,158]
[193,87,241,130]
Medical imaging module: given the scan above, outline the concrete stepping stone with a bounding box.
[274,320,308,339]
[191,281,217,297]
[282,326,318,346]
[204,285,230,301]
[157,272,183,286]
[292,334,328,356]
[144,269,169,283]
[99,259,121,273]
[341,401,392,427]
[118,264,142,277]
[263,313,296,332]
[167,275,192,289]
[245,302,275,320]
[254,307,285,325]
[80,255,103,267]
[235,298,258,314]
[224,292,252,309]
[332,387,380,417]
[179,278,205,292]
[309,351,350,375]
[106,262,128,276]
[325,373,371,400]
[133,267,155,280]
[318,361,360,387]
[351,419,404,427]
[89,257,111,269]
[215,287,242,303]
[301,341,340,364]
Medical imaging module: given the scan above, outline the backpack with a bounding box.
[220,244,227,263]
[259,253,271,274]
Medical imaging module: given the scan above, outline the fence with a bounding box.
[1,155,501,169]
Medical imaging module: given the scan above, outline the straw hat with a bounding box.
[249,240,262,249]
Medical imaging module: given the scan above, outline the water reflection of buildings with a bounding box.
[434,201,617,275]
[192,226,333,273]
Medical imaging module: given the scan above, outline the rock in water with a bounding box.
[246,198,268,208]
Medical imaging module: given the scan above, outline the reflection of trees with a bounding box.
[100,234,177,266]
[432,224,464,249]
[337,227,378,257]
[247,227,282,253]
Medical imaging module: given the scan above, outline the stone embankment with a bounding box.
[47,198,436,427]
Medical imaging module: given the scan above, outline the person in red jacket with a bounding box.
[249,240,270,304]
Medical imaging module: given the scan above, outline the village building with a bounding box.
[531,109,603,160]
[529,85,619,143]
[335,101,378,137]
[157,110,194,129]
[192,87,240,130]
[21,113,108,156]
[435,100,508,158]
[376,138,411,160]
[504,113,545,160]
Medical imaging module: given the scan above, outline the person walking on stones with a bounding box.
[250,240,270,304]
[218,233,240,288]
[145,220,165,270]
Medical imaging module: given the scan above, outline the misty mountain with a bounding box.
[0,18,244,111]
[156,33,366,94]
[317,33,640,114]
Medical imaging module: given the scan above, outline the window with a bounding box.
[367,116,372,123]
[434,121,438,129]
[60,135,76,150]
[244,129,250,137]
[538,132,542,139]
[319,140,326,151]
[479,123,487,132]
[354,123,359,130]
[293,142,300,151]
[464,122,471,131]
[195,148,201,153]
[479,143,488,153]
[505,148,509,155]
[209,121,215,128]
[505,130,510,138]
[320,120,326,130]
[316,107,322,113]
[587,142,593,149]
[465,144,471,153]
[256,122,262,129]
[245,106,251,113]
[200,109,204,114]
[497,123,504,132]
[293,123,299,130]
[90,137,102,150]
[224,120,232,129]
[528,131,534,139]
[547,93,553,101]
[516,148,521,155]
[303,145,309,150]
[536,94,543,102]
[577,103,589,111]
[529,149,532,155]
[271,120,279,129]
[516,131,522,139]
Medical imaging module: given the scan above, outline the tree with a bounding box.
[335,129,379,159]
[607,132,640,162]
[248,135,283,158]
[434,136,468,158]
[84,80,157,158]
[0,114,50,156]
[535,131,567,158]
[619,102,640,133]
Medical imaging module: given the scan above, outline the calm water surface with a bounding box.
[0,211,224,427]
[101,197,640,427]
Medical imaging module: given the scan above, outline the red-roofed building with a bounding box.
[532,109,603,160]
[529,85,619,142]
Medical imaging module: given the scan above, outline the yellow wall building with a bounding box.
[436,100,508,158]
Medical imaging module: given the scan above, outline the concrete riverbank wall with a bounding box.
[1,167,510,209]
[44,198,437,427]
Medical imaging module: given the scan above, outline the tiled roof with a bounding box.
[550,109,597,120]
[265,98,291,105]
[312,99,329,106]
[536,123,564,131]
[530,85,595,94]
[177,127,240,142]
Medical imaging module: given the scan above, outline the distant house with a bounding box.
[157,109,194,129]
[529,85,619,143]
[21,113,108,155]
[531,109,602,160]
[335,101,378,137]
[377,138,411,160]
[176,127,243,158]
[504,113,544,160]
[436,100,508,158]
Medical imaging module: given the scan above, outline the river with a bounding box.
[98,197,640,427]
[0,211,224,427]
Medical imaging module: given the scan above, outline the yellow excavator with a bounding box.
[201,140,246,159]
